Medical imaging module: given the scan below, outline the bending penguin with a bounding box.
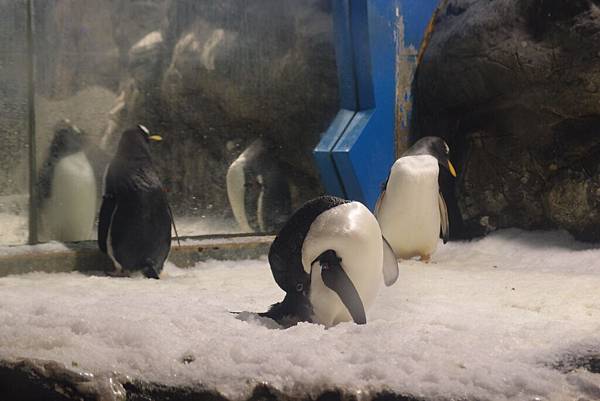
[226,138,292,233]
[375,136,457,262]
[98,125,172,279]
[260,196,399,327]
[38,119,97,242]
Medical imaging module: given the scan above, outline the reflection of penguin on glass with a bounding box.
[226,138,292,233]
[259,196,399,327]
[38,119,97,242]
[98,125,173,279]
[376,136,457,262]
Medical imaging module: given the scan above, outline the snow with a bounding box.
[0,229,599,401]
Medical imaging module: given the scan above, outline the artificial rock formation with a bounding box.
[414,0,600,241]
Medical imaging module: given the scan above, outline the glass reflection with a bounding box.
[0,1,29,245]
[27,0,338,243]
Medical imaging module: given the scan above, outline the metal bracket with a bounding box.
[314,0,440,210]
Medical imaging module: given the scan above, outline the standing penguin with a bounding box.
[98,125,172,279]
[38,119,97,242]
[226,138,292,233]
[260,196,399,327]
[375,136,457,262]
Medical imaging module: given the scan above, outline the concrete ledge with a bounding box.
[0,235,274,277]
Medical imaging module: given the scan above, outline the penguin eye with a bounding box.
[295,283,303,292]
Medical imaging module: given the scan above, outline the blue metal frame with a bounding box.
[314,0,439,210]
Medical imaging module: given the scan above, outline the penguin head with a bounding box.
[404,136,457,177]
[116,125,163,160]
[49,119,85,158]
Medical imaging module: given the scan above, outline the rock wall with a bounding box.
[413,0,600,241]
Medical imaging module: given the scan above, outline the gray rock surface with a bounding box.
[413,0,600,241]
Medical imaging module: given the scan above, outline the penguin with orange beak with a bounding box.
[98,125,172,279]
[375,136,457,262]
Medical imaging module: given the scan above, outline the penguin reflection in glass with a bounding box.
[375,136,457,262]
[38,119,97,242]
[98,125,172,279]
[226,138,291,233]
[260,196,399,327]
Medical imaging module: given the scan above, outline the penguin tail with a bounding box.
[141,259,162,279]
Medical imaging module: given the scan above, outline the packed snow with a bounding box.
[0,229,599,401]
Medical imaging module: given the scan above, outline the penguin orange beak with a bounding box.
[448,160,457,177]
[148,135,163,142]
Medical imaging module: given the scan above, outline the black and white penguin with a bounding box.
[98,125,172,279]
[38,119,97,242]
[375,136,457,262]
[226,138,291,232]
[260,196,399,327]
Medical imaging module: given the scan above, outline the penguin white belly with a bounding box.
[377,155,440,259]
[302,202,383,326]
[40,152,97,242]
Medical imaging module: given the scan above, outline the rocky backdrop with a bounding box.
[413,0,600,241]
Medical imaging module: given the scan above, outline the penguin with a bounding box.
[375,136,457,262]
[226,138,292,233]
[98,125,172,279]
[260,195,399,327]
[38,119,97,242]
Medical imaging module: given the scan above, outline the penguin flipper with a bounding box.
[382,237,399,286]
[98,194,116,253]
[438,191,450,244]
[374,178,389,217]
[166,201,180,247]
[317,250,367,325]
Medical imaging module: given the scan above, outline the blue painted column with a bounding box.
[314,0,439,210]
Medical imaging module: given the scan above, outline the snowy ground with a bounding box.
[0,229,599,401]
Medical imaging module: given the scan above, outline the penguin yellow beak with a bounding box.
[448,160,457,177]
[148,135,163,142]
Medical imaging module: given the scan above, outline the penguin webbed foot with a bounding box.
[419,254,431,263]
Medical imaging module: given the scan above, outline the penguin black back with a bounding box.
[98,125,171,279]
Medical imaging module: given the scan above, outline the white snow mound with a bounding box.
[0,229,599,401]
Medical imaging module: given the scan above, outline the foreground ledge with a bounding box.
[0,358,423,401]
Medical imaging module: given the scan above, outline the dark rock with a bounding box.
[413,0,600,241]
[0,358,427,401]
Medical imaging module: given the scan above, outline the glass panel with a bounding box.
[0,1,29,245]
[32,0,339,241]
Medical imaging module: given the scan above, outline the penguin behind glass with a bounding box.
[98,125,172,279]
[260,196,399,327]
[375,136,457,262]
[226,138,292,233]
[38,119,97,242]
